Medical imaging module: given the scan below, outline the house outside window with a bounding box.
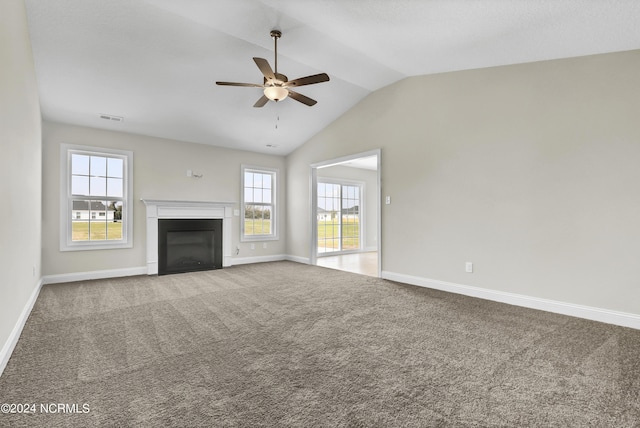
[60,144,133,251]
[241,165,277,241]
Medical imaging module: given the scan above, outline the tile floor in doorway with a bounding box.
[316,251,378,277]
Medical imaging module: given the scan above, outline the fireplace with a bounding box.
[141,199,234,275]
[158,219,222,275]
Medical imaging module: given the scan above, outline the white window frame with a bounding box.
[241,165,278,242]
[60,144,133,251]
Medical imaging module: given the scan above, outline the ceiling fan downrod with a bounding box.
[270,30,281,74]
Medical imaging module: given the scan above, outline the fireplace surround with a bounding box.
[141,199,234,275]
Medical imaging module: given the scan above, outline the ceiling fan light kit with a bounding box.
[216,30,329,107]
[264,86,288,101]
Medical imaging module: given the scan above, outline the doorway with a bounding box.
[310,150,381,277]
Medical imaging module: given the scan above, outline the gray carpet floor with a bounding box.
[0,261,639,427]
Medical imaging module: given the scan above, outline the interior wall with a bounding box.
[317,165,378,251]
[41,121,286,276]
[287,49,640,315]
[0,0,42,360]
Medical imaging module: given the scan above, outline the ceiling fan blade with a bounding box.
[253,57,275,81]
[253,95,269,108]
[216,81,263,87]
[285,73,330,88]
[288,90,317,106]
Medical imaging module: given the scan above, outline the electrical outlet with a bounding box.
[263,242,268,249]
[250,243,255,250]
[385,196,391,205]
[465,262,473,273]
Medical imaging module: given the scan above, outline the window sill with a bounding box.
[60,241,133,252]
[240,235,279,243]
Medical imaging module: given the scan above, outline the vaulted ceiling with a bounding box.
[25,0,640,155]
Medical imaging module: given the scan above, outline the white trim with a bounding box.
[231,254,287,266]
[285,254,311,264]
[60,144,134,251]
[241,165,278,242]
[141,199,235,274]
[42,266,147,285]
[310,149,382,170]
[0,278,43,377]
[381,271,640,330]
[309,149,381,277]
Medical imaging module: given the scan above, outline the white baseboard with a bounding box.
[285,254,311,265]
[0,278,43,377]
[42,266,148,285]
[231,254,287,266]
[231,254,311,266]
[381,271,640,330]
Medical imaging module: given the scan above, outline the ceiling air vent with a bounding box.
[99,114,124,122]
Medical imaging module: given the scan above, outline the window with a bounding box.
[60,144,133,251]
[241,166,277,241]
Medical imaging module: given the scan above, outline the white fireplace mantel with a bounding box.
[141,199,235,275]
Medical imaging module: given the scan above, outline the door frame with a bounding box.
[310,149,381,277]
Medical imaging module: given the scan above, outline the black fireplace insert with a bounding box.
[158,218,222,275]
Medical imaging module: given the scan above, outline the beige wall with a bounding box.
[318,165,378,251]
[287,50,640,315]
[0,1,42,359]
[41,121,286,276]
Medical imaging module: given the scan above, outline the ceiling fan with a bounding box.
[216,30,330,107]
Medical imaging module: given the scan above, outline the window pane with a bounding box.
[253,188,263,203]
[263,174,272,189]
[89,220,107,240]
[263,189,271,203]
[245,205,255,219]
[72,154,90,175]
[107,158,123,178]
[71,200,89,241]
[253,174,263,188]
[245,172,253,188]
[91,156,107,177]
[107,201,123,240]
[90,176,107,196]
[72,175,89,195]
[244,188,253,203]
[107,178,123,197]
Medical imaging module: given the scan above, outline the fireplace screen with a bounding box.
[158,219,222,275]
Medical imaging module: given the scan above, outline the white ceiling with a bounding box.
[24,0,640,155]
